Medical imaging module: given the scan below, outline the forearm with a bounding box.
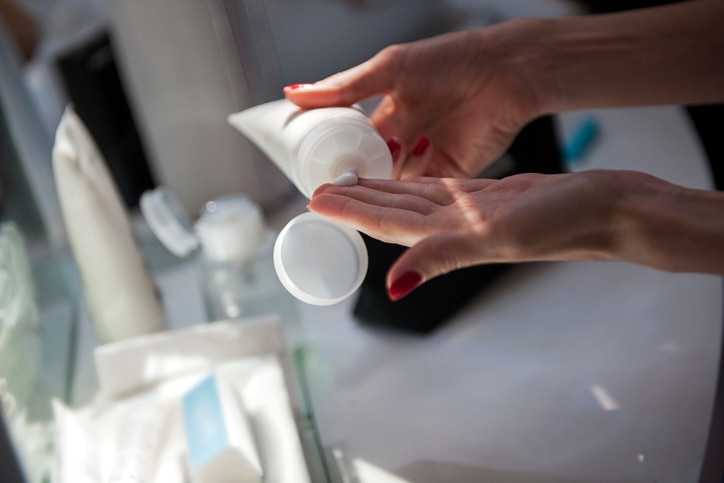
[523,0,724,114]
[612,173,724,274]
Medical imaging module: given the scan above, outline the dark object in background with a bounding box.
[686,104,724,192]
[56,30,155,208]
[353,115,565,334]
[0,412,24,483]
[578,0,679,13]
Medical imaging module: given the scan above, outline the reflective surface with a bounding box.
[292,106,723,482]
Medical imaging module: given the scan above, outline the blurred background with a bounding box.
[0,0,587,257]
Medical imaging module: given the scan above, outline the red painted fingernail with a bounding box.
[387,138,401,161]
[285,83,312,90]
[388,271,423,301]
[411,136,430,156]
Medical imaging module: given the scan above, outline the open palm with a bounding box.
[308,171,633,290]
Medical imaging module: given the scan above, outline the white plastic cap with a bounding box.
[140,188,266,263]
[273,212,368,306]
[140,187,199,257]
[295,117,392,199]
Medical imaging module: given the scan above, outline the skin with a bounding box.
[310,172,724,294]
[286,0,724,299]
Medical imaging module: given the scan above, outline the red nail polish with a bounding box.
[285,83,310,90]
[411,136,430,156]
[388,271,423,301]
[387,138,401,161]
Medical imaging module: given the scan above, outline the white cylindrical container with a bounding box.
[228,99,392,306]
[105,0,291,214]
[228,99,392,199]
[53,107,166,342]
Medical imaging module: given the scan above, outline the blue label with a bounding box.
[182,374,230,469]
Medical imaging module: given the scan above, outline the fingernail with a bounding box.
[387,138,401,161]
[411,136,430,156]
[284,83,313,90]
[388,271,423,301]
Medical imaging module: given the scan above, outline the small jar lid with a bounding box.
[140,187,198,257]
[141,188,266,263]
[274,212,368,306]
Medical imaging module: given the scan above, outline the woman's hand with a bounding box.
[285,1,724,181]
[284,23,546,179]
[309,171,724,300]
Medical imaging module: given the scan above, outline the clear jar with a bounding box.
[141,189,300,337]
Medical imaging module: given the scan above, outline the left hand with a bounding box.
[308,170,633,300]
[284,25,545,179]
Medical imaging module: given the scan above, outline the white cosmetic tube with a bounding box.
[229,100,392,305]
[228,99,392,199]
[52,106,166,342]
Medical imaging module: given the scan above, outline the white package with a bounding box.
[93,315,301,414]
[182,373,263,483]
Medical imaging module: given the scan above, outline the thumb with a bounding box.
[386,230,496,301]
[284,50,397,109]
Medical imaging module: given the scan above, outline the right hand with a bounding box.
[284,21,546,179]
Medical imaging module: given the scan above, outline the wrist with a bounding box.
[507,15,602,116]
[613,172,724,274]
[517,2,724,113]
[484,16,583,121]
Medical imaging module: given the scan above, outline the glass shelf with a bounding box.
[0,228,335,482]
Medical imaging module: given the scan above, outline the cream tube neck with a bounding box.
[294,116,391,198]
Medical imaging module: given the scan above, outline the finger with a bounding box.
[308,193,427,246]
[328,176,496,205]
[312,183,439,214]
[401,176,499,194]
[386,230,498,301]
[318,176,458,206]
[399,136,433,179]
[386,136,407,179]
[283,53,397,109]
[370,96,419,148]
[356,177,456,205]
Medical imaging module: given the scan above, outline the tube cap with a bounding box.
[140,187,198,257]
[296,117,392,199]
[274,212,368,306]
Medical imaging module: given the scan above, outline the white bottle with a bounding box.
[53,107,166,342]
[141,188,297,323]
[228,100,392,306]
[105,0,292,214]
[227,99,391,199]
